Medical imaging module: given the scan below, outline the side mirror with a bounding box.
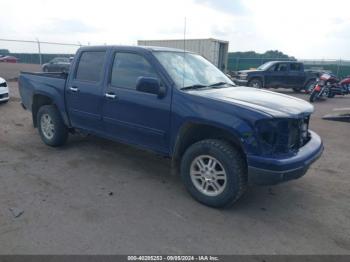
[136,77,165,97]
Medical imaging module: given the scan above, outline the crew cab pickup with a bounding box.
[234,61,318,92]
[19,46,323,208]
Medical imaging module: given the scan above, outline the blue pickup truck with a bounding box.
[19,46,323,208]
[234,61,318,92]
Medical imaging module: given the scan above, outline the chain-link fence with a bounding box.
[1,38,350,78]
[0,38,81,65]
[227,57,350,78]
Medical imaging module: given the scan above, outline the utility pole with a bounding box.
[36,38,42,65]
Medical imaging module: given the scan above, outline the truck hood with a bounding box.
[192,87,314,118]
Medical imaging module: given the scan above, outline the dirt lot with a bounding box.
[0,63,41,80]
[0,81,349,255]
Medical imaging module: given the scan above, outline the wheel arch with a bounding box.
[32,94,55,127]
[248,76,264,88]
[171,122,246,174]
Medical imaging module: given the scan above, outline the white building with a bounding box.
[138,38,229,72]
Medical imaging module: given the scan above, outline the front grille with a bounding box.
[289,117,310,151]
[0,82,7,87]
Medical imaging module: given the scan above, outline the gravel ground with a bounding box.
[0,81,349,255]
[0,63,41,80]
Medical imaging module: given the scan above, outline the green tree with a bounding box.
[0,49,10,55]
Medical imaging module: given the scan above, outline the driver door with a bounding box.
[265,63,289,88]
[102,51,171,153]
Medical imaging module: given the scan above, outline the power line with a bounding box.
[0,38,82,47]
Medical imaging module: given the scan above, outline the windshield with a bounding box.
[257,61,275,70]
[153,51,233,89]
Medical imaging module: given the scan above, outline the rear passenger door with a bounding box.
[66,50,107,132]
[102,51,171,153]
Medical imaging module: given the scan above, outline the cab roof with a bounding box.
[78,45,190,53]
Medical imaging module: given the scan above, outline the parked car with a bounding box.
[0,77,9,103]
[234,61,318,92]
[18,46,323,208]
[0,55,19,63]
[42,57,71,73]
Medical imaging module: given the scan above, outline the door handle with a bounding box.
[69,86,79,92]
[105,93,117,99]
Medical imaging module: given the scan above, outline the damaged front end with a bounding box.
[255,117,311,156]
[247,115,323,185]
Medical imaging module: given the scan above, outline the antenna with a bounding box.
[182,17,187,89]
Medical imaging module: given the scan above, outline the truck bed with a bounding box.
[20,71,68,79]
[19,71,68,114]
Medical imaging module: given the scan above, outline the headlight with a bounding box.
[239,74,248,80]
[255,118,309,155]
[256,119,288,155]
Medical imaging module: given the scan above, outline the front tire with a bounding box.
[304,80,316,94]
[309,91,318,103]
[248,79,263,89]
[37,105,68,147]
[180,139,247,208]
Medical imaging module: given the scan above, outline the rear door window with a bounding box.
[290,63,302,71]
[75,51,106,82]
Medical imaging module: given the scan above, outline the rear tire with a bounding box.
[180,139,247,208]
[37,105,68,147]
[248,79,263,89]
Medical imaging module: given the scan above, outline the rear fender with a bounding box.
[32,90,70,127]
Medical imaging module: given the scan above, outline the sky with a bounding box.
[0,0,350,59]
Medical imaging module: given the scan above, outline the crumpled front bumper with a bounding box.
[247,130,324,185]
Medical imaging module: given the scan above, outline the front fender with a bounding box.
[248,74,265,86]
[171,117,260,157]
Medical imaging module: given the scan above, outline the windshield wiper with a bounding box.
[180,84,208,90]
[209,82,235,88]
[180,82,234,91]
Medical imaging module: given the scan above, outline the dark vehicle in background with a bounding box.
[0,55,19,63]
[42,57,71,73]
[18,46,323,208]
[234,61,318,92]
